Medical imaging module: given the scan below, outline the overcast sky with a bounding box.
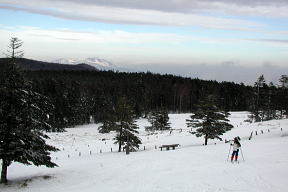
[0,0,287,84]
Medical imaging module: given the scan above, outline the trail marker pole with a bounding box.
[240,147,245,162]
[227,145,232,161]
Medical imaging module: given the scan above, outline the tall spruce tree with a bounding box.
[98,98,118,133]
[249,75,269,122]
[0,38,58,184]
[147,108,171,131]
[113,97,141,153]
[186,95,233,145]
[278,75,288,118]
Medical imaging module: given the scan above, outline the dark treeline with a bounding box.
[24,69,255,129]
[1,55,286,131]
[248,75,288,122]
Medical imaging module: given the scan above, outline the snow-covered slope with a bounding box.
[52,57,116,70]
[1,112,288,192]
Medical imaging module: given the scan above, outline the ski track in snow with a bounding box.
[1,112,288,192]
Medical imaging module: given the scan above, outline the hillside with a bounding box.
[0,58,97,71]
[1,112,288,192]
[52,57,116,70]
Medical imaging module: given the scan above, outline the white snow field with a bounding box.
[1,112,288,192]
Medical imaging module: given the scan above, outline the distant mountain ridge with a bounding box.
[52,57,116,70]
[0,58,98,71]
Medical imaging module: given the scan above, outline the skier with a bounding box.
[230,137,241,162]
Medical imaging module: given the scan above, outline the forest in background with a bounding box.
[0,57,287,131]
[19,66,286,130]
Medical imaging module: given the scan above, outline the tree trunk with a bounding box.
[1,159,8,184]
[118,140,122,152]
[126,134,130,155]
[118,125,123,152]
[179,96,182,113]
[204,135,208,146]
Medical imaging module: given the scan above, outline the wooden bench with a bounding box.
[159,144,180,151]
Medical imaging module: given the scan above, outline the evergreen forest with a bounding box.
[1,58,287,131]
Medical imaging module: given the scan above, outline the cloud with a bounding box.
[125,62,288,85]
[0,0,273,30]
[1,25,287,66]
[0,25,201,59]
[5,0,287,14]
[243,38,288,45]
[55,37,80,41]
[202,1,288,18]
[5,26,193,43]
[1,0,288,19]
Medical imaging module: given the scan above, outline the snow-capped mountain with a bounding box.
[52,58,80,65]
[52,57,116,70]
[84,58,114,68]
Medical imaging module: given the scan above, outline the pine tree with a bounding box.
[147,108,171,131]
[146,110,157,131]
[186,95,233,145]
[278,75,288,118]
[44,79,67,132]
[0,38,58,184]
[266,82,276,120]
[113,97,141,153]
[249,75,271,122]
[157,108,171,130]
[98,98,117,133]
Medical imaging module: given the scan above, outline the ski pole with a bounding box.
[240,147,245,161]
[227,144,232,161]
